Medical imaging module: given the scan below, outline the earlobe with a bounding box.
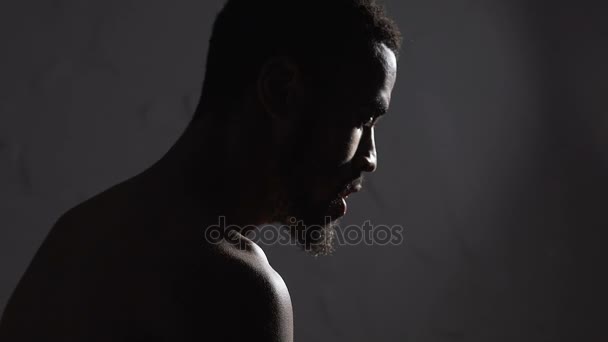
[257,56,299,120]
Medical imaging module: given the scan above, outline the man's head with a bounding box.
[192,0,401,255]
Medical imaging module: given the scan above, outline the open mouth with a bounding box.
[327,182,363,220]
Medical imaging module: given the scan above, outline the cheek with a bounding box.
[312,128,361,202]
[309,124,362,168]
[287,114,363,180]
[296,118,362,164]
[289,126,361,193]
[333,127,363,165]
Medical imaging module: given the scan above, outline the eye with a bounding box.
[352,105,385,128]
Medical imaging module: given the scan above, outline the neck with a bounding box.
[137,110,278,229]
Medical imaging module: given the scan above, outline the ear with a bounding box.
[257,56,300,120]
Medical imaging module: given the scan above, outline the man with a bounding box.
[0,0,400,340]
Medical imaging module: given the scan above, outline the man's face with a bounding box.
[273,43,398,255]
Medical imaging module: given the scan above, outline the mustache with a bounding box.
[348,177,364,191]
[338,176,364,197]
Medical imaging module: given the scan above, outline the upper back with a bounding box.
[0,176,293,341]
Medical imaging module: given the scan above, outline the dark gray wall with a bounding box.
[1,0,607,341]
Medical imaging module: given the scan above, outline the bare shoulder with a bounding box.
[176,232,294,342]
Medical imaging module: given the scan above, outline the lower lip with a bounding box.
[328,196,347,219]
[339,196,347,216]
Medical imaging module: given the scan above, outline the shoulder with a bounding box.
[177,232,294,342]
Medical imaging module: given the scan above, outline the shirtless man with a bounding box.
[0,0,401,340]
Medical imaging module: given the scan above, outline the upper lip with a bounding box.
[338,183,362,198]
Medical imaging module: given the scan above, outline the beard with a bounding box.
[269,125,340,256]
[271,186,338,256]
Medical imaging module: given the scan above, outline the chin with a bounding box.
[286,217,336,256]
[280,199,339,256]
[272,176,341,255]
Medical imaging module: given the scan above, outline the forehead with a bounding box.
[322,43,397,105]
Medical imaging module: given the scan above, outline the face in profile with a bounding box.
[273,43,398,255]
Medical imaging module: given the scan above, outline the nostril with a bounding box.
[361,157,377,173]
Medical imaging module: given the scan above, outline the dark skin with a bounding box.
[0,42,397,341]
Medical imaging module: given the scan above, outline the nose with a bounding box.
[355,127,377,173]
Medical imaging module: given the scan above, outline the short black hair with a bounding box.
[195,0,402,116]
